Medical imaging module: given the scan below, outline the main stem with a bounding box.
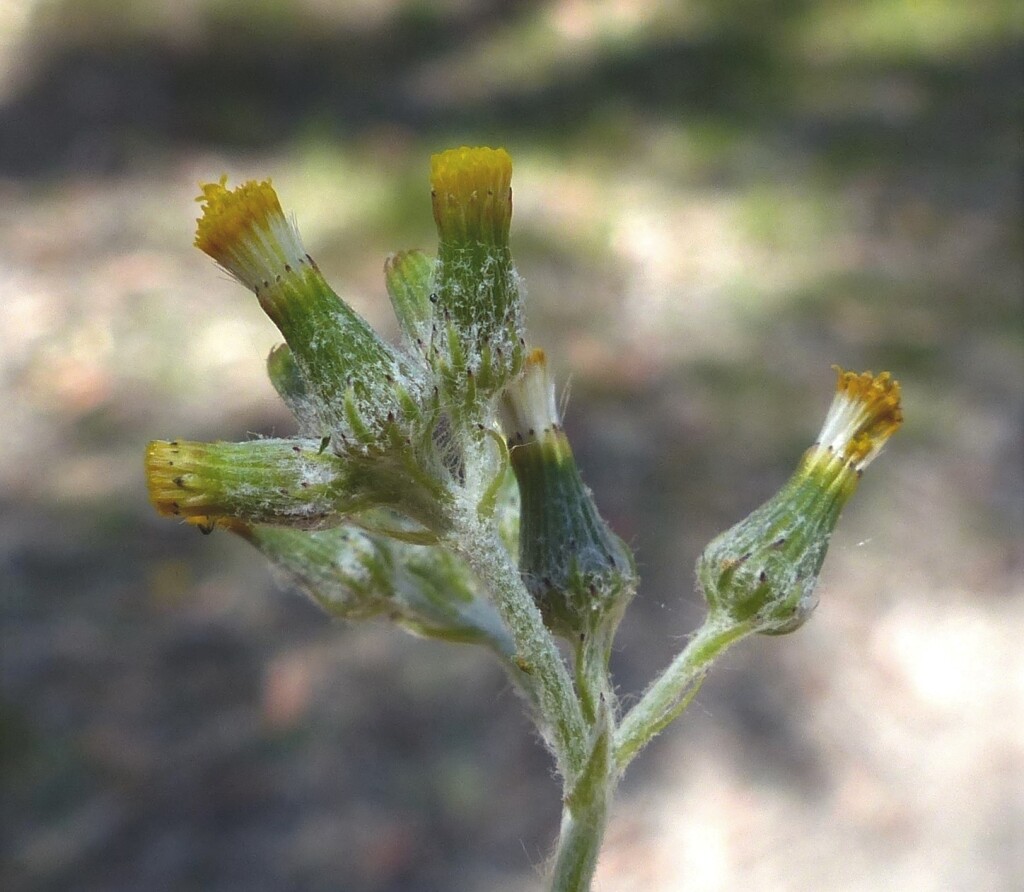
[549,711,613,892]
[452,517,587,779]
[548,624,619,890]
[459,509,754,887]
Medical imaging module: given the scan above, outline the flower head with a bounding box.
[697,367,903,635]
[502,349,636,638]
[427,147,524,404]
[145,438,351,530]
[194,177,416,443]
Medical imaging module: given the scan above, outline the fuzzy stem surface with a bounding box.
[614,614,753,771]
[451,519,588,779]
[548,713,613,892]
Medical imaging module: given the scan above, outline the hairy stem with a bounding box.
[574,623,617,727]
[549,711,613,892]
[614,614,753,772]
[452,519,587,779]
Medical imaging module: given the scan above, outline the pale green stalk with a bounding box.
[614,615,754,772]
[549,713,613,892]
[451,519,588,780]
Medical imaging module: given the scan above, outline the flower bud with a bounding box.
[266,343,320,433]
[429,147,524,402]
[241,524,394,620]
[145,434,454,537]
[698,367,903,634]
[145,438,353,530]
[384,249,434,354]
[195,177,417,444]
[502,350,636,638]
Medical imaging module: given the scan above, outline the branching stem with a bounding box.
[614,614,753,772]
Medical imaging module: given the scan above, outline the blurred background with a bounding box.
[1,1,1021,889]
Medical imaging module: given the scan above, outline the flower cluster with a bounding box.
[147,148,637,648]
[146,148,904,890]
[147,146,902,665]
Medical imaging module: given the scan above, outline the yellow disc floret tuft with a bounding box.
[195,176,281,254]
[810,366,903,475]
[145,439,214,522]
[430,146,513,244]
[834,367,903,440]
[525,346,546,366]
[193,176,307,292]
[430,146,512,202]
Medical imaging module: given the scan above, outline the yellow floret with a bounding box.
[834,367,902,419]
[831,366,903,464]
[145,439,211,521]
[195,177,283,257]
[805,366,903,482]
[192,177,307,293]
[430,146,512,199]
[430,146,513,242]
